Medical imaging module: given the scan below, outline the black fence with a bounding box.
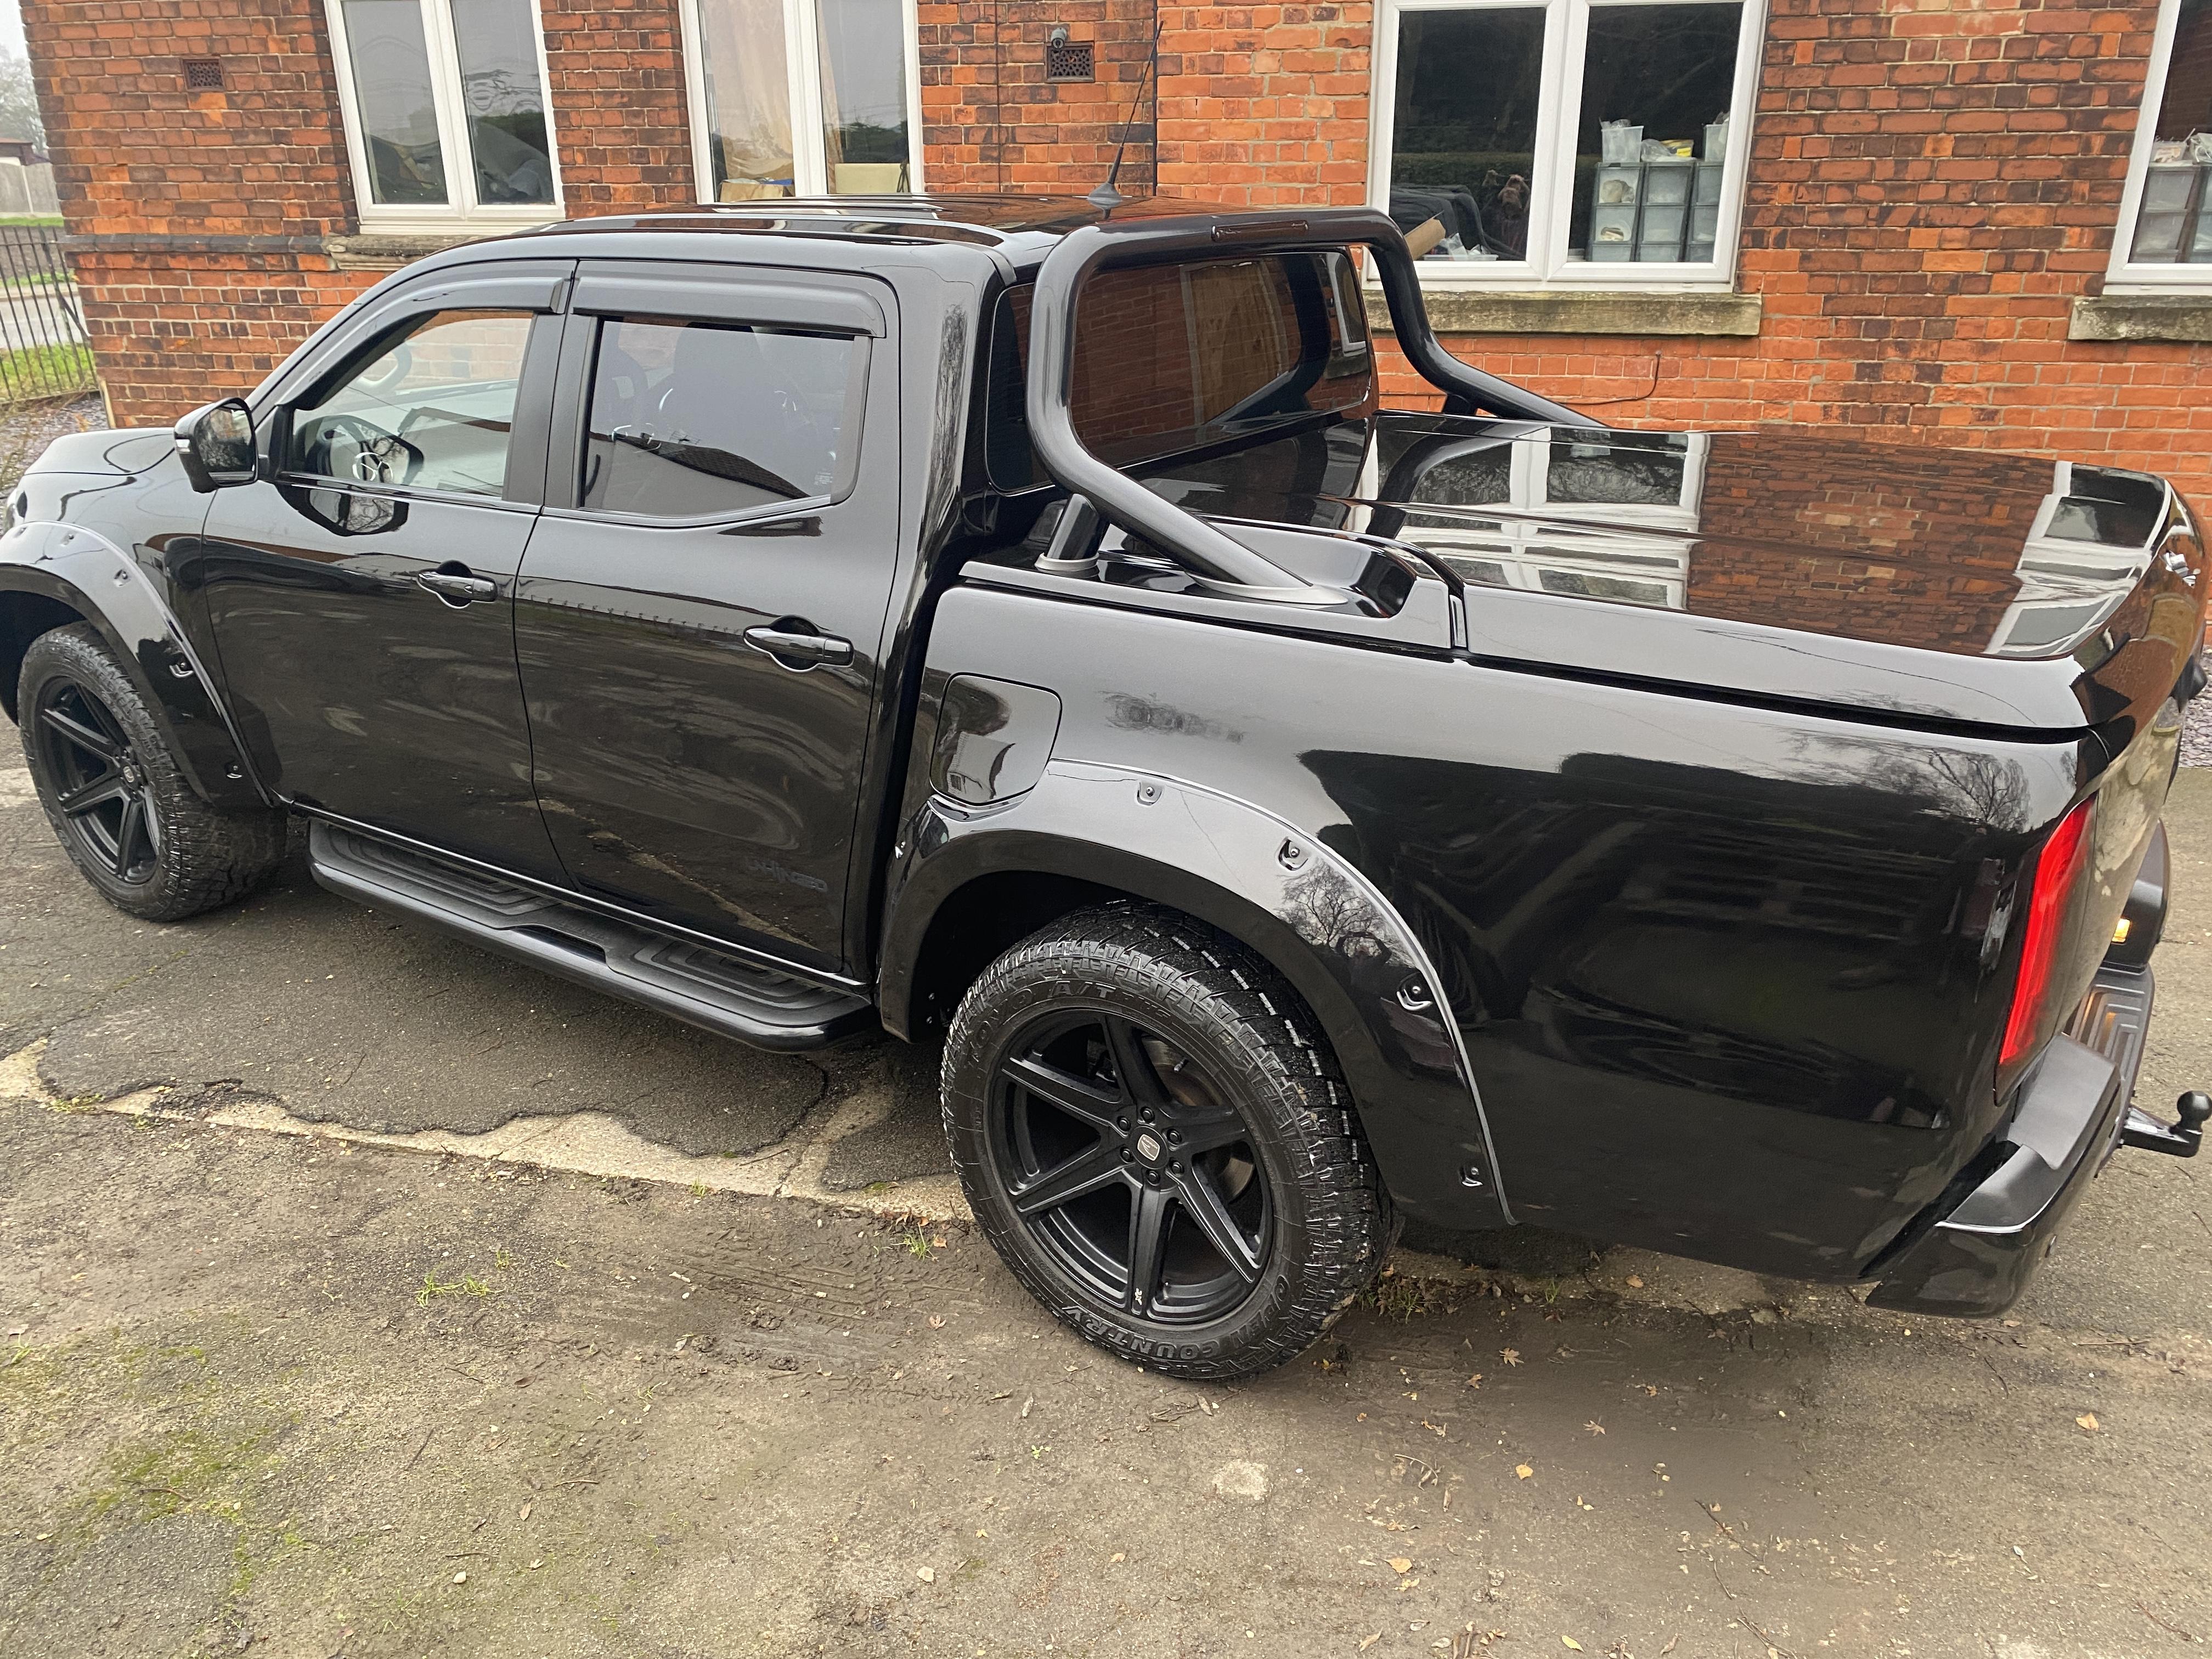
[0,223,97,404]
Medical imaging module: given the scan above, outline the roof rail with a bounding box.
[1024,207,1594,606]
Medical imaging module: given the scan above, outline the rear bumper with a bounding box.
[1866,964,2151,1318]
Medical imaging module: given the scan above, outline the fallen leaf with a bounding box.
[517,1502,532,1521]
[1109,1552,1125,1564]
[1583,1420,1606,1436]
[1359,1638,1381,1652]
[1661,1639,1679,1655]
[928,1315,946,1330]
[916,1566,935,1583]
[1389,1558,1413,1574]
[452,1571,467,1585]
[1515,1464,1534,1480]
[1563,1640,1583,1652]
[527,1558,544,1569]
[2076,1413,2099,1432]
[1625,1275,1644,1288]
[1020,1397,1034,1419]
[1502,1348,1522,1367]
[1466,1374,1483,1388]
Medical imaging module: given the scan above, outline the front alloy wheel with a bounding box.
[31,673,163,885]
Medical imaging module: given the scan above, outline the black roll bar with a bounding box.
[1023,206,1593,605]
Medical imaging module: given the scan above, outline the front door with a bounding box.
[196,272,568,875]
[513,261,898,973]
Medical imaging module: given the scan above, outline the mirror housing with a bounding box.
[173,398,258,493]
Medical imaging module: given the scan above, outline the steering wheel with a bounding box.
[309,415,424,488]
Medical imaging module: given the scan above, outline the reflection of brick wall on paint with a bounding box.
[1686,435,2055,654]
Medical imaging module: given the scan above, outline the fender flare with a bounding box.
[0,522,271,812]
[880,758,1514,1228]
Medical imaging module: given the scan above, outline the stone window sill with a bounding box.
[2068,295,2212,345]
[323,230,518,272]
[1366,287,1762,338]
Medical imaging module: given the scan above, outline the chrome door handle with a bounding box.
[743,624,854,670]
[416,568,498,606]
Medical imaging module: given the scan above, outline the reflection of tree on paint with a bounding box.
[1283,864,1386,962]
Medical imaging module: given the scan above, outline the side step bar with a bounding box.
[307,823,873,1051]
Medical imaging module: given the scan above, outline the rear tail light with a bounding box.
[1999,797,2095,1071]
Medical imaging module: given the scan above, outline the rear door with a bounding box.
[513,261,899,974]
[195,261,571,875]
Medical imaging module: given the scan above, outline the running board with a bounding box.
[307,823,873,1051]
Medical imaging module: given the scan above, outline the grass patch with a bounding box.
[0,340,95,400]
[415,1271,496,1307]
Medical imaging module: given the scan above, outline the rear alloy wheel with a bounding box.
[943,902,1396,1379]
[19,624,286,922]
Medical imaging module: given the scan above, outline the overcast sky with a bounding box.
[1,0,25,62]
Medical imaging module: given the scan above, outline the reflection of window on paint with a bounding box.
[329,0,558,223]
[1989,464,2174,658]
[2115,0,2212,273]
[1394,428,1703,611]
[1372,0,1763,283]
[685,0,918,200]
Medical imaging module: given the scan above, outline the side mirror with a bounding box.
[173,398,258,493]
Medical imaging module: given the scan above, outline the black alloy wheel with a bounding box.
[18,623,288,922]
[31,672,163,886]
[943,902,1396,1379]
[991,1009,1270,1324]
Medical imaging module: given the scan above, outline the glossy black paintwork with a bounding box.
[5,198,2204,1311]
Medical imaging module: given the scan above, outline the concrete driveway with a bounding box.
[2,737,2208,1658]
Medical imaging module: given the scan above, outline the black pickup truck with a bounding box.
[4,196,2205,1378]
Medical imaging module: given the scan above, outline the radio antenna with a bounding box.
[1087,16,1163,209]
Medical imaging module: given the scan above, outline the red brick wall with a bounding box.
[918,0,1159,192]
[24,0,697,425]
[27,0,2212,510]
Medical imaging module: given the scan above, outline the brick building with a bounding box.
[18,0,2212,500]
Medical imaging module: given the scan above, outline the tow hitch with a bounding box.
[2123,1091,2210,1158]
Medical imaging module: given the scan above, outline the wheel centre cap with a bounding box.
[1133,1130,1164,1164]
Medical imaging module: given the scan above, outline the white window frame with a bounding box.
[678,0,926,201]
[1367,0,1765,290]
[2105,0,2212,291]
[324,0,565,235]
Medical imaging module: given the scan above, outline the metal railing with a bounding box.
[0,222,97,403]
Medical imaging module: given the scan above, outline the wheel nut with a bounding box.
[1120,1148,1133,1162]
[1166,1130,1182,1144]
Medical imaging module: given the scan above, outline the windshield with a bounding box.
[984,249,1377,489]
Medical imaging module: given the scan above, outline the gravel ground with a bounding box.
[0,392,105,498]
[2186,675,2212,768]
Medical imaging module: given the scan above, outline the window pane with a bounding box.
[583,318,858,517]
[1571,2,1744,264]
[2131,0,2212,263]
[696,0,797,200]
[983,254,1372,486]
[342,0,449,205]
[289,310,534,495]
[819,0,913,191]
[450,0,556,206]
[1387,8,1547,262]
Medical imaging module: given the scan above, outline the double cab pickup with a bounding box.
[4,197,2205,1376]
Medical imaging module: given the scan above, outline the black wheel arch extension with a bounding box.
[877,761,1515,1231]
[1,532,269,814]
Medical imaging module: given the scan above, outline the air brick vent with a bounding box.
[183,58,225,90]
[1045,37,1093,82]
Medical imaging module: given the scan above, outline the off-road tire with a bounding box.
[943,901,1397,1379]
[18,623,287,922]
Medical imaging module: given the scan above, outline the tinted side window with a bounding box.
[582,317,861,518]
[288,309,534,496]
[984,250,1375,487]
